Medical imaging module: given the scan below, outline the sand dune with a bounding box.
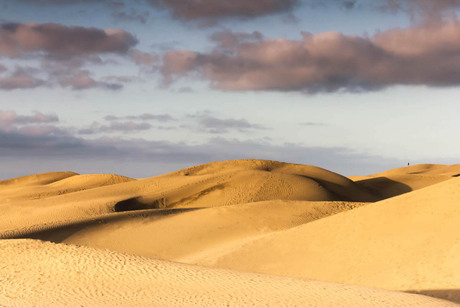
[350,164,460,199]
[0,239,456,307]
[1,160,459,305]
[192,176,460,303]
[0,159,377,238]
[0,171,78,187]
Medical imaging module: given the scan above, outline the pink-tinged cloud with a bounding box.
[161,22,460,92]
[79,121,152,134]
[0,64,6,72]
[0,23,137,57]
[0,69,45,90]
[0,110,59,128]
[59,71,123,90]
[17,125,65,137]
[148,0,298,21]
[130,49,158,66]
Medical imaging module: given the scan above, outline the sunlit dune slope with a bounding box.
[349,164,460,199]
[0,171,78,187]
[192,177,460,303]
[0,159,377,237]
[0,173,134,202]
[27,200,366,261]
[0,239,455,307]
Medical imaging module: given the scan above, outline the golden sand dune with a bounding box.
[1,160,459,305]
[0,171,78,187]
[0,173,133,203]
[0,239,455,307]
[0,159,377,237]
[350,164,460,199]
[191,176,460,303]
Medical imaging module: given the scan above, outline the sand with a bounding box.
[1,160,459,306]
[349,164,460,199]
[1,239,456,307]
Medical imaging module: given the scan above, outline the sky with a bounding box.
[1,0,459,179]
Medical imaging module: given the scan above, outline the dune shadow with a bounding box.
[353,176,412,200]
[114,197,167,211]
[295,175,379,202]
[406,289,460,304]
[18,207,200,243]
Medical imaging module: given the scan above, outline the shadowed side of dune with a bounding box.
[352,177,413,199]
[350,164,460,199]
[22,208,199,242]
[407,289,460,304]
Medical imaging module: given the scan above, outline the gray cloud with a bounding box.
[300,122,325,126]
[129,49,159,73]
[161,21,460,93]
[0,68,45,90]
[105,113,175,122]
[189,113,266,134]
[79,121,153,135]
[58,70,123,91]
[0,22,137,91]
[0,110,59,127]
[148,0,298,23]
[0,110,68,139]
[111,8,150,24]
[0,123,404,180]
[0,22,137,58]
[210,30,264,49]
[378,0,460,21]
[12,0,106,3]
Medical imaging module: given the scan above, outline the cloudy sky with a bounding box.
[1,0,459,179]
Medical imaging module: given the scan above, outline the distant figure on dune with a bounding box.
[407,162,410,166]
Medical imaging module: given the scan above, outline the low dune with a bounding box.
[0,239,456,307]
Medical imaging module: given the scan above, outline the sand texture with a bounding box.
[1,160,459,306]
[1,239,457,307]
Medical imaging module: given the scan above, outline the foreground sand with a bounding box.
[1,239,456,307]
[1,160,459,305]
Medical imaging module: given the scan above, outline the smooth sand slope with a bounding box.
[0,239,456,307]
[350,164,460,199]
[192,176,460,303]
[0,159,377,237]
[27,200,366,261]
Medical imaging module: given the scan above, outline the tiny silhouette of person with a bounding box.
[407,162,410,166]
